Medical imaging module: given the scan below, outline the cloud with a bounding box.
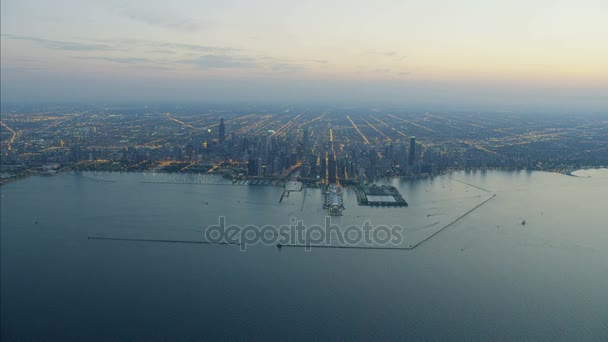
[131,65,175,71]
[270,63,304,72]
[101,38,237,53]
[3,34,305,74]
[362,49,405,58]
[75,56,175,70]
[146,49,177,55]
[4,34,237,56]
[1,34,114,51]
[257,55,275,60]
[182,55,257,69]
[77,56,152,64]
[119,7,203,32]
[181,54,306,73]
[1,66,44,73]
[155,42,236,53]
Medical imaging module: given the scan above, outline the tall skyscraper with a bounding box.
[408,136,416,166]
[247,158,258,177]
[328,152,337,184]
[218,117,225,144]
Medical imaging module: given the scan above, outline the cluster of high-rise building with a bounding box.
[1,105,606,182]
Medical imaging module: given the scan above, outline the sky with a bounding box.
[1,0,607,110]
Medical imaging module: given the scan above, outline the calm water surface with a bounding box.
[1,170,607,341]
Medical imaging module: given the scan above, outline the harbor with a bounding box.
[356,184,408,207]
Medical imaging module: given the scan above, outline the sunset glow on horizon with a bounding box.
[1,0,607,108]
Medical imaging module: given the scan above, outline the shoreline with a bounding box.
[2,166,605,188]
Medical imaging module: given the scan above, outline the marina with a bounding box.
[356,184,408,207]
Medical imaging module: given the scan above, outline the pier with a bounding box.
[88,236,239,246]
[323,183,344,216]
[88,194,497,251]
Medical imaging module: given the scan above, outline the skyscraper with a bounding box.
[328,152,337,184]
[218,117,225,144]
[247,158,258,177]
[408,136,416,166]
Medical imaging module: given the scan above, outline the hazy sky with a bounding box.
[1,0,607,110]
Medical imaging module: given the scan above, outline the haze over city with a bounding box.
[2,1,608,341]
[2,0,607,110]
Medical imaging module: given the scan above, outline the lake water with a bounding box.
[1,169,607,341]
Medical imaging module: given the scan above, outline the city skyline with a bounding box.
[1,0,607,110]
[2,104,606,187]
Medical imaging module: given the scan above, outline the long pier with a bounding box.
[88,236,239,245]
[449,177,493,193]
[406,193,496,249]
[280,193,496,250]
[300,187,308,211]
[89,194,496,251]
